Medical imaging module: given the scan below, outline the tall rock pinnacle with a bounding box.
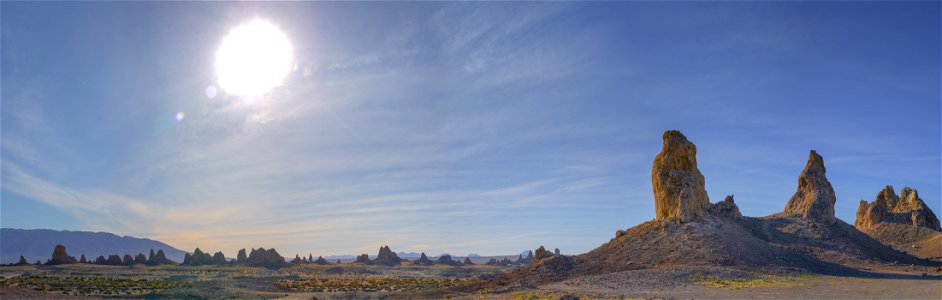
[652,130,710,222]
[783,150,836,224]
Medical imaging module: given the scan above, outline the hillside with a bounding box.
[455,131,939,292]
[0,228,186,264]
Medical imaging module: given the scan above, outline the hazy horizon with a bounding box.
[2,2,939,258]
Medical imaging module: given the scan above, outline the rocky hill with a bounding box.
[457,130,939,291]
[855,185,942,260]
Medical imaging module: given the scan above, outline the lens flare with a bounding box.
[215,20,293,97]
[205,85,218,99]
[176,112,186,122]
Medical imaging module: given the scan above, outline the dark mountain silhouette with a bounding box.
[397,251,422,259]
[1,228,186,264]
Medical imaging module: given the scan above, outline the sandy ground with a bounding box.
[539,267,942,299]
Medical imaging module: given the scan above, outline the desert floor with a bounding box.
[1,263,940,299]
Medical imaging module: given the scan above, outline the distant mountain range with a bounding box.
[0,228,187,264]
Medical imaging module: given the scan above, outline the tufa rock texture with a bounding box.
[313,256,330,265]
[652,130,710,222]
[783,150,836,225]
[463,257,474,265]
[710,195,742,219]
[898,187,941,230]
[855,185,896,230]
[856,186,940,232]
[534,246,554,262]
[854,186,941,260]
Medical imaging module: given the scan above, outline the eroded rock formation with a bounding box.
[236,249,248,263]
[45,244,77,265]
[436,254,462,266]
[856,186,941,231]
[710,195,742,219]
[373,246,402,266]
[134,253,147,264]
[147,249,174,265]
[183,248,218,266]
[354,253,372,264]
[652,130,710,222]
[245,248,287,269]
[414,253,433,266]
[783,150,836,224]
[313,256,330,265]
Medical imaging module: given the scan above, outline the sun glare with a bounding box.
[215,20,294,97]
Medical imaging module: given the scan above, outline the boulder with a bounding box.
[652,130,710,222]
[783,150,836,224]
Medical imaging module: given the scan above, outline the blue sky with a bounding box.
[2,2,939,257]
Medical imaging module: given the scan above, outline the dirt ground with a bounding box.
[536,266,942,299]
[3,263,940,299]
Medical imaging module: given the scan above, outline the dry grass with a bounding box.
[692,274,818,289]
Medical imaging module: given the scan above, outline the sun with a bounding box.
[215,20,294,97]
